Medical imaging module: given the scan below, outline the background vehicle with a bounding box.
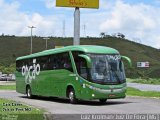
[0,74,7,81]
[0,74,15,81]
[16,45,131,103]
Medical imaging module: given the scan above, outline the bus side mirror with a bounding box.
[121,56,132,68]
[78,54,92,68]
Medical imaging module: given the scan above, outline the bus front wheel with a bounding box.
[99,99,107,103]
[68,89,77,104]
[26,86,33,99]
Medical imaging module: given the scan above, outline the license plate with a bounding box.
[109,94,116,97]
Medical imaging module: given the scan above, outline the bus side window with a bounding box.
[79,58,88,79]
[72,51,89,80]
[16,59,30,72]
[49,52,73,72]
[16,60,22,72]
[62,52,73,72]
[36,56,47,71]
[48,55,55,70]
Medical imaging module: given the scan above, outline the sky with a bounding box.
[0,0,160,48]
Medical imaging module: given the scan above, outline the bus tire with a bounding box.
[99,99,107,103]
[26,86,33,99]
[68,88,77,104]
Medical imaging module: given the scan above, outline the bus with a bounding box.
[16,45,131,104]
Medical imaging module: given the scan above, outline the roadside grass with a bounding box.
[0,98,45,120]
[0,85,16,90]
[127,87,160,98]
[127,78,160,85]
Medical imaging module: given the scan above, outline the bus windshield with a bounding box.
[88,54,126,85]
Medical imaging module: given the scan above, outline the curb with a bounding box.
[44,113,54,120]
[127,95,160,99]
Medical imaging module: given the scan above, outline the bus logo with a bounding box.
[21,59,40,84]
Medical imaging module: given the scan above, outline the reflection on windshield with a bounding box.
[89,54,126,84]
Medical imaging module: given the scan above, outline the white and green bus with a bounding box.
[16,45,131,103]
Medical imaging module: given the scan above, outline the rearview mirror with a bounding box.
[78,54,92,68]
[121,56,132,68]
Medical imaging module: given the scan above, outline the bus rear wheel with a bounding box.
[99,99,107,103]
[26,86,33,99]
[68,88,77,104]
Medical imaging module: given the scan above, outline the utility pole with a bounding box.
[28,26,36,54]
[62,20,66,38]
[56,0,99,45]
[43,37,50,50]
[73,7,80,45]
[83,23,86,38]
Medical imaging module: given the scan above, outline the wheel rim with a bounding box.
[27,88,31,97]
[69,91,74,101]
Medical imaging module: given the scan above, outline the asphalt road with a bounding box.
[0,90,160,113]
[127,83,160,92]
[0,90,160,120]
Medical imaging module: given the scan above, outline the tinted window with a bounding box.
[36,56,48,70]
[72,51,90,80]
[16,52,73,72]
[16,59,30,72]
[16,60,22,72]
[50,52,73,72]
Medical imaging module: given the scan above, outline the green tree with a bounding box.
[100,32,105,38]
[0,64,16,74]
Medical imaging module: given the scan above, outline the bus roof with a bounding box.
[16,45,119,61]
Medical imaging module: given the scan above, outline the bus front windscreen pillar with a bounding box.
[74,7,80,45]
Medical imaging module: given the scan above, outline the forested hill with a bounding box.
[0,36,160,78]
